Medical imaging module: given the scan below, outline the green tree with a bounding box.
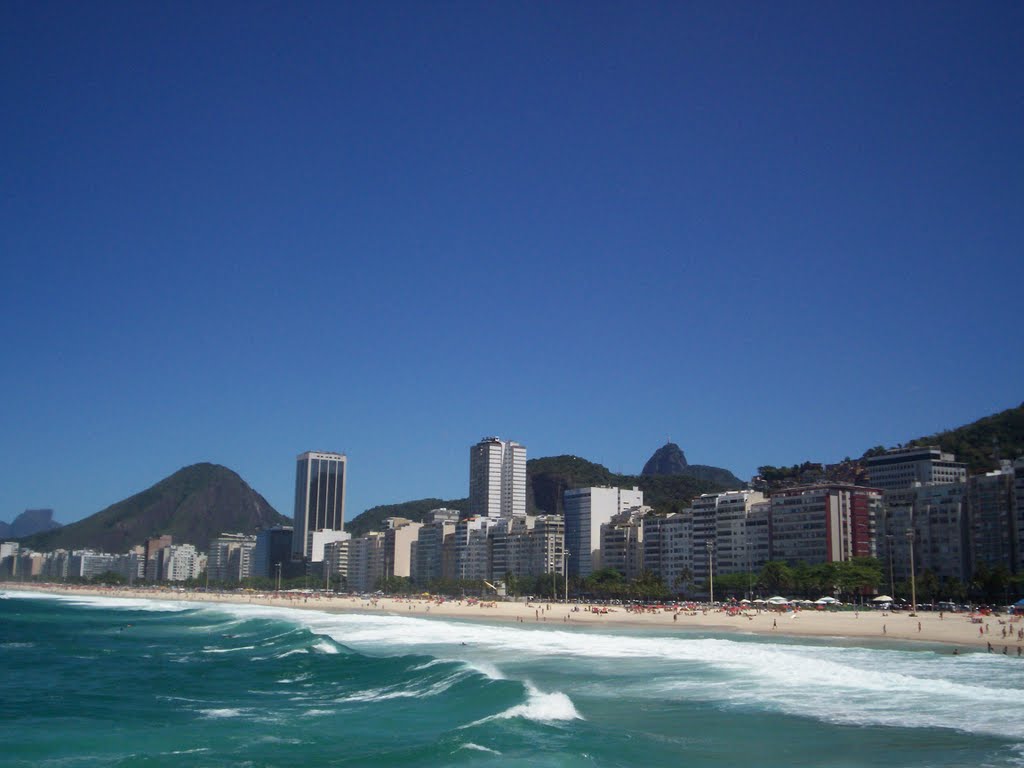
[758,561,794,594]
[916,569,940,603]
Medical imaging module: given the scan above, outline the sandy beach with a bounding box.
[4,583,1022,653]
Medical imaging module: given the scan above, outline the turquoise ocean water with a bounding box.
[2,590,1022,767]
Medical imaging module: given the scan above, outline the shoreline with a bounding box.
[4,582,1022,653]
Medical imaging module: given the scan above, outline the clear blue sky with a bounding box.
[2,2,1021,526]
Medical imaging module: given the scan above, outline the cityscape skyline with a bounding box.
[3,4,1022,526]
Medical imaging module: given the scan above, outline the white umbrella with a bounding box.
[739,599,751,604]
[752,598,767,604]
[815,597,838,604]
[872,595,894,602]
[766,596,789,604]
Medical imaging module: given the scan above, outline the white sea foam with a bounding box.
[313,640,339,654]
[456,743,502,755]
[274,648,308,658]
[303,708,334,717]
[199,708,244,718]
[52,595,1023,741]
[469,682,582,726]
[6,590,194,612]
[334,669,472,704]
[202,645,256,653]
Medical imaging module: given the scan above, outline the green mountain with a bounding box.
[20,463,288,553]
[528,455,736,516]
[345,453,740,535]
[640,442,744,487]
[346,497,468,538]
[905,402,1024,474]
[757,402,1024,491]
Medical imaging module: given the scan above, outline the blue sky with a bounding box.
[2,2,1021,527]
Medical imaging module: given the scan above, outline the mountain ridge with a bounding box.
[20,463,289,553]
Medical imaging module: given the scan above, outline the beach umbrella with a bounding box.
[752,599,767,604]
[815,597,838,604]
[766,596,789,604]
[872,595,894,602]
[739,599,751,604]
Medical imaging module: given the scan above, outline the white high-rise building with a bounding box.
[293,451,347,560]
[563,486,644,578]
[469,437,526,519]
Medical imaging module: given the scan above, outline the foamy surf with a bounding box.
[198,708,245,719]
[456,743,502,755]
[467,683,582,727]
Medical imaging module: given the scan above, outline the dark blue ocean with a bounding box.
[2,590,1022,767]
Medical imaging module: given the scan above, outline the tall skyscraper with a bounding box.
[469,437,526,518]
[293,451,347,560]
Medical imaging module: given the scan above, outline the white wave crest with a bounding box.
[51,592,1023,742]
[199,708,244,719]
[470,683,582,726]
[202,645,256,653]
[336,670,472,704]
[274,648,309,658]
[456,743,502,755]
[313,640,339,654]
[0,590,193,612]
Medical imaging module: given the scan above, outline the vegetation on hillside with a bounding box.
[20,463,287,553]
[346,498,468,538]
[907,402,1024,474]
[528,455,736,516]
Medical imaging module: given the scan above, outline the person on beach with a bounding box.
[883,624,887,635]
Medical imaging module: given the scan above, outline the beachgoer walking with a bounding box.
[883,624,887,635]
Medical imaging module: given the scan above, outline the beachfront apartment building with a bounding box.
[253,526,293,580]
[323,538,350,590]
[690,490,766,585]
[164,544,204,582]
[564,486,644,578]
[641,512,695,594]
[207,533,257,583]
[454,516,501,582]
[469,437,527,519]
[965,463,1019,576]
[383,518,423,580]
[1016,458,1024,574]
[769,485,881,566]
[411,509,460,586]
[347,532,385,593]
[880,483,968,584]
[865,446,967,491]
[600,508,648,581]
[293,451,347,561]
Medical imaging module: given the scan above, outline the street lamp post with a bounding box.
[706,540,715,604]
[906,529,917,616]
[886,534,895,600]
[562,550,571,603]
[275,562,282,592]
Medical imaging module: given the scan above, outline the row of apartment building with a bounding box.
[4,443,1022,597]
